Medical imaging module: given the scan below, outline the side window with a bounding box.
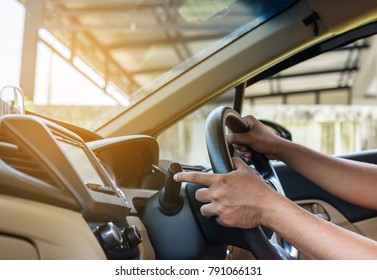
[157,89,235,166]
[243,35,377,155]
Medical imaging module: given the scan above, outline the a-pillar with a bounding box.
[20,0,45,101]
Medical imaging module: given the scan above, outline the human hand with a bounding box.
[226,115,284,162]
[174,158,281,229]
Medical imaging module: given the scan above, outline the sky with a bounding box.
[0,0,127,106]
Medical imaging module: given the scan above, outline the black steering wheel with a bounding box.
[140,106,294,259]
[203,106,293,259]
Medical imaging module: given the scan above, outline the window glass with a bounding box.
[1,0,297,129]
[244,35,377,155]
[158,89,235,166]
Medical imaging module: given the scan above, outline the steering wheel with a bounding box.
[202,106,293,259]
[140,106,294,259]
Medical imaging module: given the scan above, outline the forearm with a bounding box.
[275,139,377,209]
[264,197,377,259]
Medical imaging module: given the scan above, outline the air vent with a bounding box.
[0,130,58,187]
[50,128,82,146]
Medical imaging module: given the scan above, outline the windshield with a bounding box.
[1,0,296,130]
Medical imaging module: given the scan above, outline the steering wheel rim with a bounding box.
[205,106,292,260]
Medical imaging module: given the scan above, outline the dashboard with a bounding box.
[1,112,369,260]
[0,114,163,259]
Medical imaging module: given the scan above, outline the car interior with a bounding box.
[1,0,377,260]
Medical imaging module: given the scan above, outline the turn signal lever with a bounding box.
[140,161,209,259]
[159,162,183,214]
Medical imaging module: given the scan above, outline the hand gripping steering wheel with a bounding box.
[202,106,294,259]
[140,106,295,259]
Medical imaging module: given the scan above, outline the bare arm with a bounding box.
[266,192,377,259]
[174,158,377,259]
[276,139,377,210]
[227,115,377,210]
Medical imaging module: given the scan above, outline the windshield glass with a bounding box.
[1,0,296,130]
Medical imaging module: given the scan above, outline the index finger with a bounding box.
[174,171,218,186]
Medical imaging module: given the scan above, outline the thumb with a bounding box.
[226,116,255,145]
[232,157,250,172]
[226,131,247,145]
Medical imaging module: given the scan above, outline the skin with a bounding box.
[174,115,377,259]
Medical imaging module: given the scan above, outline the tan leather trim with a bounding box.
[0,195,106,259]
[0,235,39,260]
[353,217,377,241]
